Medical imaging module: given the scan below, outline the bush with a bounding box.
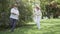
[0,0,33,27]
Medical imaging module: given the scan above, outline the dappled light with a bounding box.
[0,0,60,34]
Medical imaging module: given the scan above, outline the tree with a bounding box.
[0,0,34,27]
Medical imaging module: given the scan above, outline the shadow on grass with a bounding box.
[0,23,37,34]
[0,23,60,34]
[0,23,36,31]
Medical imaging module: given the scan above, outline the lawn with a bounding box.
[0,19,60,34]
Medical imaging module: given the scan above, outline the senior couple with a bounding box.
[9,4,42,32]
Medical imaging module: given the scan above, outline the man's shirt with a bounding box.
[10,7,19,20]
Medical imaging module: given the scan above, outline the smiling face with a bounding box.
[35,6,40,11]
[36,6,40,10]
[12,4,18,8]
[35,4,40,10]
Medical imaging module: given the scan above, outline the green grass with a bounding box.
[0,19,60,34]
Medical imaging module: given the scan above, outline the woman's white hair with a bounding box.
[35,4,40,8]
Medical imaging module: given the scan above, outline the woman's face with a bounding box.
[36,7,39,10]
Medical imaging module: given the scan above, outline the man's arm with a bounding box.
[11,9,16,15]
[11,9,18,15]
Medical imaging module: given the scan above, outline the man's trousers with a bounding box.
[10,18,17,32]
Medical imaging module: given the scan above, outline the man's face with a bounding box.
[13,4,18,7]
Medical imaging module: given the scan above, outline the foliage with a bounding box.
[0,0,34,26]
[0,0,10,26]
[40,0,60,18]
[18,0,33,26]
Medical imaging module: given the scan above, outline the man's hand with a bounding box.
[11,13,17,15]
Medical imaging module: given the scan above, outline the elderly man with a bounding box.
[33,4,42,30]
[10,4,19,32]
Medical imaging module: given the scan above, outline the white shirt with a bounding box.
[10,7,19,20]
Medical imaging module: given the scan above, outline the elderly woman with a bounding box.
[10,4,19,32]
[33,4,42,30]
